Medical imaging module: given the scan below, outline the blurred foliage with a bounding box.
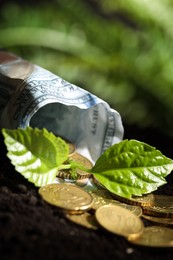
[1,0,173,138]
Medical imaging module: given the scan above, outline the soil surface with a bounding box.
[0,124,173,260]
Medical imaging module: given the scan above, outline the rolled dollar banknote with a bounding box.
[0,50,124,162]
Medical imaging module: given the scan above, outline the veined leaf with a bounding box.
[2,127,69,186]
[91,139,173,199]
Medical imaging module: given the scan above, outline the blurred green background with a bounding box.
[1,0,173,139]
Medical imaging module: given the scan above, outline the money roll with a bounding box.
[0,50,124,162]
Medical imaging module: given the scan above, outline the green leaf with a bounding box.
[91,139,173,199]
[2,127,69,187]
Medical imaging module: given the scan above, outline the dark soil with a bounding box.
[0,124,173,260]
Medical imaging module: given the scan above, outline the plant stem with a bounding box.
[57,164,72,171]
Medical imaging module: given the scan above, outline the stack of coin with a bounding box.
[141,195,173,226]
[56,136,93,181]
[54,138,94,190]
[38,182,173,248]
[69,152,93,178]
[38,149,173,249]
[89,189,142,217]
[56,152,92,180]
[110,188,173,227]
[111,192,154,207]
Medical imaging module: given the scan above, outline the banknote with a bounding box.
[0,50,124,162]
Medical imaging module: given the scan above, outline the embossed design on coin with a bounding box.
[89,189,116,210]
[142,195,173,218]
[128,226,173,247]
[95,204,144,239]
[111,193,154,206]
[39,183,93,213]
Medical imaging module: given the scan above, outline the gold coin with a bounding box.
[92,176,106,189]
[111,192,154,206]
[89,189,117,210]
[95,204,144,239]
[55,136,76,154]
[121,204,142,217]
[57,169,91,180]
[142,214,173,226]
[90,190,142,217]
[56,169,73,180]
[142,195,173,218]
[75,177,90,187]
[128,226,173,248]
[69,152,93,175]
[66,212,99,230]
[66,141,76,154]
[57,152,92,180]
[38,183,93,214]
